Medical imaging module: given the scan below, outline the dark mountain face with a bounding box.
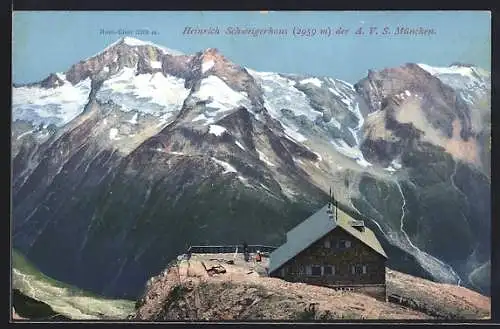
[12,101,327,298]
[11,37,491,298]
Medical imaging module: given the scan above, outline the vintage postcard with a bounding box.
[11,10,491,321]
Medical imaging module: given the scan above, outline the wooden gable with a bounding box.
[272,226,386,286]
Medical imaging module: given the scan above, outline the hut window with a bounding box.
[323,265,334,275]
[306,265,312,276]
[339,240,351,249]
[298,265,305,276]
[351,264,364,275]
[311,265,322,276]
[324,239,331,248]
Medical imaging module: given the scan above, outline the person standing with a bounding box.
[243,241,249,262]
[255,250,262,262]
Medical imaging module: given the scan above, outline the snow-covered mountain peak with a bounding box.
[121,37,184,55]
[201,47,222,56]
[416,63,490,113]
[121,36,153,47]
[90,37,184,60]
[417,63,489,80]
[12,75,92,127]
[12,37,190,129]
[198,48,225,74]
[59,37,188,87]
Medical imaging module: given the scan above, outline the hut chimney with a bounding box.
[335,197,338,222]
[327,187,336,223]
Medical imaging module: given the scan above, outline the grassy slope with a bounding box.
[13,288,71,320]
[12,249,135,320]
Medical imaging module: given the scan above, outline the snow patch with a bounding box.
[98,68,190,113]
[247,70,322,122]
[328,87,342,98]
[330,117,342,129]
[417,63,477,78]
[294,157,305,165]
[128,113,138,125]
[211,157,238,174]
[262,85,273,93]
[349,127,361,146]
[299,77,323,88]
[356,158,372,168]
[202,60,215,73]
[109,128,120,140]
[123,36,152,46]
[150,61,162,69]
[191,75,251,114]
[208,124,227,136]
[16,129,35,140]
[461,93,475,105]
[391,159,402,170]
[335,78,355,88]
[281,186,299,198]
[328,85,364,132]
[330,139,372,167]
[156,112,174,127]
[328,85,353,106]
[327,84,364,145]
[257,150,276,167]
[192,114,206,122]
[247,68,365,153]
[404,90,411,97]
[238,175,252,187]
[259,183,272,192]
[418,63,490,113]
[235,140,246,150]
[192,113,216,125]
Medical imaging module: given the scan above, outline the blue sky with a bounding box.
[12,11,490,84]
